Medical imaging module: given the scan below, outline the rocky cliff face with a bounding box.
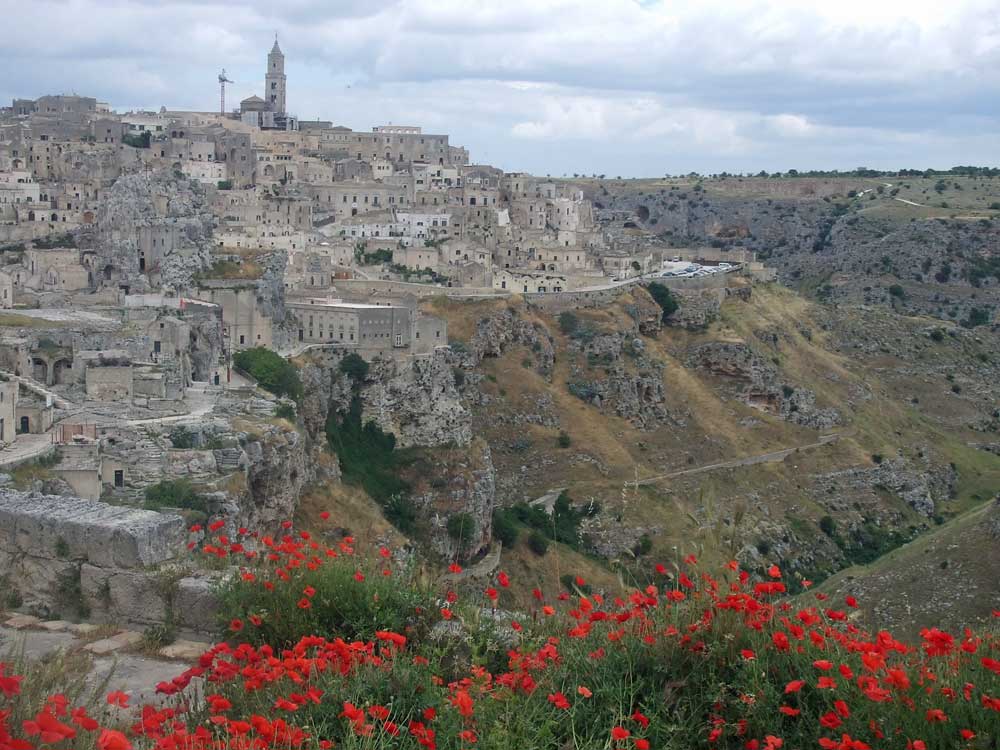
[813,456,956,518]
[364,349,472,448]
[236,423,312,529]
[298,349,472,450]
[470,308,555,378]
[689,341,841,429]
[593,181,999,326]
[412,439,497,559]
[567,346,672,430]
[93,170,215,292]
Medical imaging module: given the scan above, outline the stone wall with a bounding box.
[0,490,219,631]
[85,365,133,402]
[524,272,733,313]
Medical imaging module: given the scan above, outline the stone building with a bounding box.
[0,379,17,447]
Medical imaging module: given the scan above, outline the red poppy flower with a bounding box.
[106,690,129,708]
[547,692,569,710]
[96,729,131,750]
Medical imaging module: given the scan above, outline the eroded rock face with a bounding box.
[94,170,215,291]
[665,289,724,330]
[240,423,312,528]
[814,457,956,517]
[363,349,472,448]
[688,341,841,428]
[413,440,496,559]
[470,308,555,378]
[623,289,663,336]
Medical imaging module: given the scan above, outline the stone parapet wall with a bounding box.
[0,490,221,632]
[0,491,185,568]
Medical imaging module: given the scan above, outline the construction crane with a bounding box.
[218,69,233,116]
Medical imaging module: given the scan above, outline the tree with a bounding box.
[646,283,679,321]
[339,353,369,383]
[491,510,519,547]
[558,311,579,335]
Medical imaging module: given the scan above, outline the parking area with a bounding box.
[658,260,739,279]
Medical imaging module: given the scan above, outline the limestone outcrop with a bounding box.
[688,341,841,429]
[470,308,555,378]
[92,170,215,292]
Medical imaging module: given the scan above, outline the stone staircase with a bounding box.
[214,448,244,472]
[1,370,74,409]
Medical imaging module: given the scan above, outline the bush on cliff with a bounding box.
[234,347,303,402]
[647,282,679,321]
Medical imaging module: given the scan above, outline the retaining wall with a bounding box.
[0,490,219,632]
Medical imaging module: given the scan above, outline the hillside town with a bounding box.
[0,40,774,490]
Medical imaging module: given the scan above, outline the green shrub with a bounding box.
[123,131,151,148]
[326,397,414,532]
[491,509,520,547]
[557,430,572,448]
[558,312,579,335]
[234,347,303,402]
[819,515,836,536]
[216,180,233,190]
[929,328,945,342]
[888,284,905,298]
[647,282,679,321]
[274,403,296,421]
[961,307,991,329]
[446,513,476,547]
[526,530,549,556]
[144,479,207,513]
[217,551,433,647]
[339,353,369,382]
[633,534,652,556]
[168,425,197,449]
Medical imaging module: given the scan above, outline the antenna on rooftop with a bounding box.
[218,69,234,116]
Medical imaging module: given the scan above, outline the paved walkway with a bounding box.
[0,616,209,706]
[0,432,55,469]
[126,384,220,426]
[635,433,840,486]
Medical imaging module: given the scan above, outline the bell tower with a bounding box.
[265,36,286,115]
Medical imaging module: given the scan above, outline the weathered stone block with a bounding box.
[173,575,222,633]
[0,490,186,568]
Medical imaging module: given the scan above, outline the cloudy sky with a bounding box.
[3,0,999,176]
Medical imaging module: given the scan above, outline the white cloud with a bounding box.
[0,0,997,174]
